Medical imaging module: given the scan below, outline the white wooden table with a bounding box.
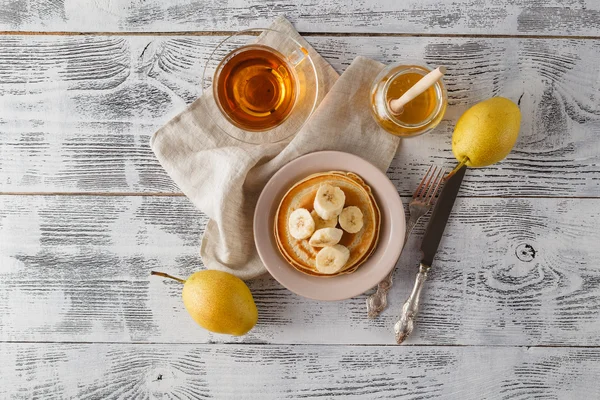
[1,1,600,398]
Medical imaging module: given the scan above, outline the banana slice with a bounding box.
[339,206,364,234]
[288,208,315,240]
[308,228,343,247]
[313,184,345,220]
[315,244,350,274]
[311,210,337,230]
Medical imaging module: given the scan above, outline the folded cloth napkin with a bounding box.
[151,17,400,279]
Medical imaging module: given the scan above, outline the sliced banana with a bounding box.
[311,210,337,230]
[308,228,343,247]
[313,184,345,220]
[315,244,350,274]
[288,208,315,240]
[338,206,364,234]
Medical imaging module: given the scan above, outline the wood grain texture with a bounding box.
[2,195,599,346]
[1,343,599,399]
[0,35,599,196]
[0,0,599,36]
[0,5,599,396]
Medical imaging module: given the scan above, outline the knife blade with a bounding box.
[420,165,466,266]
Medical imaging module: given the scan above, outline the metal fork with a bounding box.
[366,165,445,319]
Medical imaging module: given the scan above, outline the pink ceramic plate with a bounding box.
[254,151,405,301]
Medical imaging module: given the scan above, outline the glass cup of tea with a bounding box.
[370,62,447,138]
[201,29,320,144]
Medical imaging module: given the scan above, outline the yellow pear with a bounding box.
[452,97,521,168]
[152,270,258,336]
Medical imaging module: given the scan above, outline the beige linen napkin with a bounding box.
[151,17,400,279]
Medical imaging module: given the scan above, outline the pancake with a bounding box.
[274,171,380,277]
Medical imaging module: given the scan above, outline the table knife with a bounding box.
[394,165,467,344]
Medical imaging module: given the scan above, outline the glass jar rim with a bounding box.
[380,64,446,130]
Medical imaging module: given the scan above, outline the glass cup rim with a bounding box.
[211,43,299,132]
[377,63,447,130]
[200,28,320,144]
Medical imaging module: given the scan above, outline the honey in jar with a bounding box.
[370,64,447,137]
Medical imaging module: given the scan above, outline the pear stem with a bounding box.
[151,271,186,284]
[445,157,469,180]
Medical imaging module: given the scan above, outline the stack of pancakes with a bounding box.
[274,171,381,277]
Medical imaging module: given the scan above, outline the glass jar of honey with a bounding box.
[370,63,447,137]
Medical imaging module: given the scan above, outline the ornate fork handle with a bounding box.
[366,215,420,318]
[394,262,430,344]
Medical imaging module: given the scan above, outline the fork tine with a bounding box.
[426,168,446,206]
[418,165,438,200]
[423,167,442,202]
[413,165,433,199]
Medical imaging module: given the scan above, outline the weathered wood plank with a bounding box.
[0,0,599,36]
[1,195,599,346]
[0,35,599,196]
[0,343,599,399]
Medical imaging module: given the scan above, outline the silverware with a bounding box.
[394,164,467,344]
[366,165,445,319]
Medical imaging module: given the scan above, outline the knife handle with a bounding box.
[394,262,431,344]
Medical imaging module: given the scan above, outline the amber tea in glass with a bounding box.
[370,64,447,138]
[214,44,298,132]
